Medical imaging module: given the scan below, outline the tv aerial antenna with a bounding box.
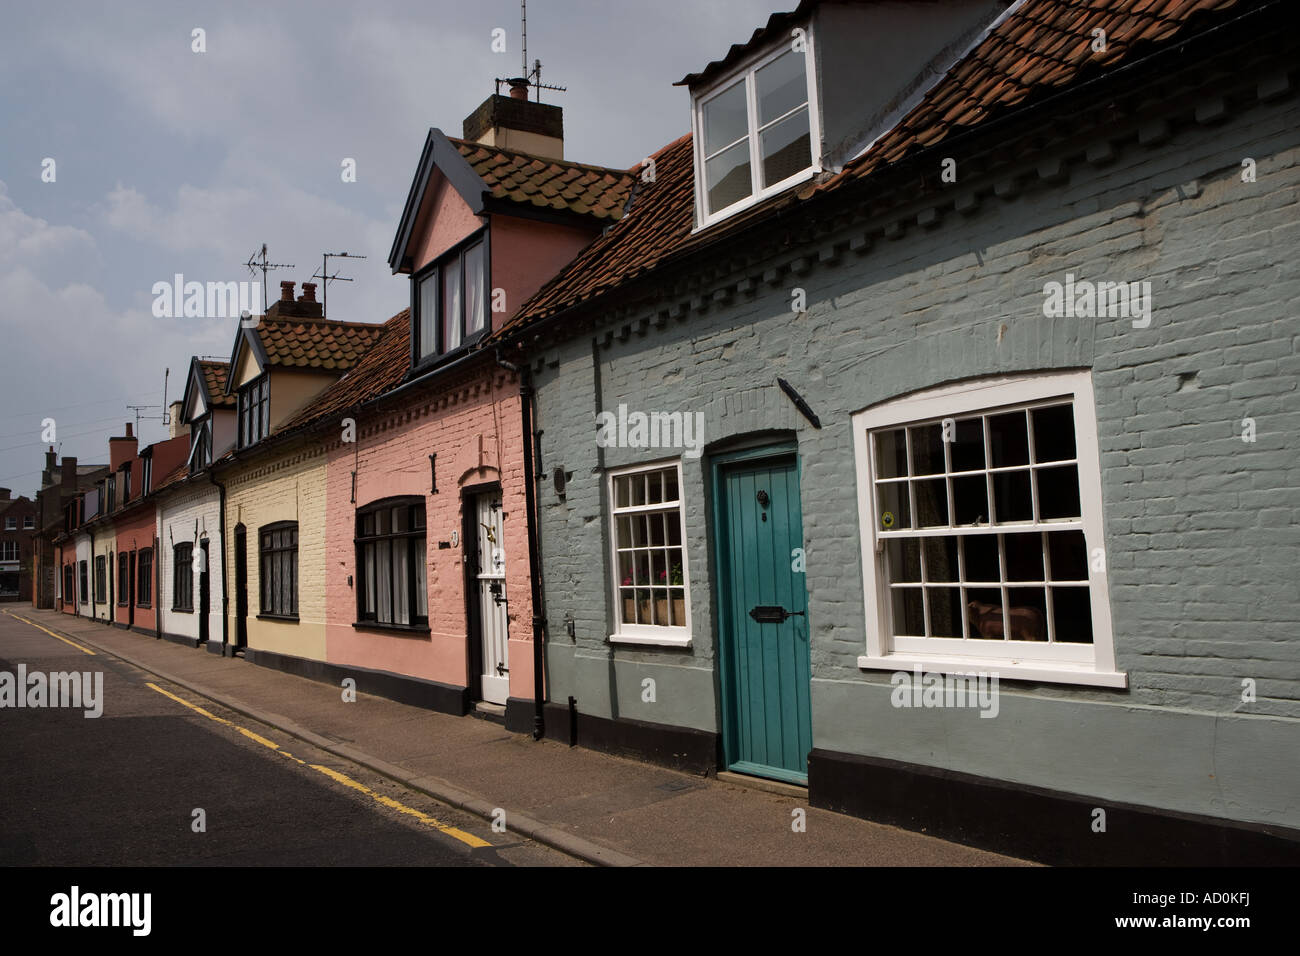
[127,367,171,431]
[495,0,566,103]
[312,252,367,319]
[244,243,295,314]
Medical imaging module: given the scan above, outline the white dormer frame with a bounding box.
[690,22,822,232]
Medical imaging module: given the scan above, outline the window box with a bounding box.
[691,33,821,229]
[607,461,692,646]
[850,371,1125,687]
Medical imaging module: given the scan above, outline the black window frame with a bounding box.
[120,465,131,503]
[79,560,88,603]
[354,496,428,632]
[173,542,194,611]
[94,554,106,603]
[64,564,74,604]
[258,521,298,620]
[411,229,490,369]
[189,415,212,475]
[141,455,152,495]
[117,552,130,606]
[105,475,115,513]
[137,547,152,607]
[238,374,270,449]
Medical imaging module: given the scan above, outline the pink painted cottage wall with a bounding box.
[323,369,536,700]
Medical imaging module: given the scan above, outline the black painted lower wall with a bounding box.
[158,630,199,648]
[245,648,470,716]
[541,701,719,774]
[504,697,536,735]
[808,748,1300,866]
[204,640,228,657]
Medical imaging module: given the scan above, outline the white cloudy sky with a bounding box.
[0,0,776,497]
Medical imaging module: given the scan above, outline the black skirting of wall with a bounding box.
[204,640,227,657]
[541,701,719,774]
[245,648,470,716]
[158,630,200,648]
[504,697,536,735]
[808,748,1300,866]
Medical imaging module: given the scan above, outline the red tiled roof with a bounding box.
[451,138,638,221]
[505,0,1248,331]
[197,360,236,409]
[812,0,1248,193]
[281,310,411,430]
[256,317,387,372]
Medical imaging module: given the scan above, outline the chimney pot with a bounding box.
[280,281,295,302]
[509,77,529,100]
[300,282,317,303]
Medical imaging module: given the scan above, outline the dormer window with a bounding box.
[189,418,212,474]
[414,234,488,364]
[238,374,269,448]
[693,39,820,228]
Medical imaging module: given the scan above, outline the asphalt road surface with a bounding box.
[0,612,579,867]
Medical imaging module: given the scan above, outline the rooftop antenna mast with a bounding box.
[244,243,295,314]
[311,252,367,320]
[126,367,171,433]
[496,0,566,103]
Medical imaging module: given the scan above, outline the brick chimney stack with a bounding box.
[60,457,78,489]
[0,488,10,501]
[109,425,138,470]
[464,82,564,160]
[265,279,324,320]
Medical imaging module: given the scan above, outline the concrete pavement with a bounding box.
[7,607,1030,867]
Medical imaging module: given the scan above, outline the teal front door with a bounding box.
[713,447,812,785]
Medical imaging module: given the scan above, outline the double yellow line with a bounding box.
[5,611,489,850]
[144,682,492,849]
[5,612,96,655]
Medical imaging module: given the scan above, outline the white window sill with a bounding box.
[857,654,1128,689]
[692,166,820,235]
[609,632,693,649]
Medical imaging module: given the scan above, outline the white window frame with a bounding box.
[24,515,34,529]
[606,459,693,647]
[851,370,1125,688]
[691,24,822,231]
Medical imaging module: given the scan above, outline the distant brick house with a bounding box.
[33,450,107,609]
[495,0,1300,863]
[0,488,38,601]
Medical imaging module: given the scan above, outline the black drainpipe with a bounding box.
[495,348,546,739]
[87,527,95,621]
[209,471,229,650]
[154,533,162,639]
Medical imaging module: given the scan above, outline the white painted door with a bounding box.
[475,494,509,704]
